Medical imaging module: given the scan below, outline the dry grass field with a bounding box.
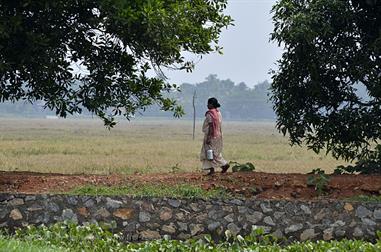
[0,118,349,175]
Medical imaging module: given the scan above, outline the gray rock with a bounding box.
[162,224,176,234]
[285,224,303,234]
[84,199,95,208]
[190,224,204,236]
[300,205,311,215]
[159,207,173,221]
[141,202,154,212]
[9,209,23,220]
[356,206,372,218]
[260,203,273,213]
[273,211,285,219]
[205,204,213,210]
[305,221,318,229]
[335,229,346,237]
[168,199,181,208]
[139,211,151,222]
[353,227,364,237]
[62,209,77,223]
[263,216,275,226]
[207,210,224,220]
[246,211,263,224]
[25,196,36,201]
[238,206,248,213]
[224,214,235,223]
[374,209,381,220]
[332,220,345,227]
[131,234,139,241]
[323,228,334,240]
[230,199,243,205]
[362,218,376,226]
[0,209,8,219]
[195,213,208,222]
[190,203,200,212]
[314,209,326,221]
[322,219,332,226]
[125,222,136,232]
[227,223,241,236]
[81,196,90,203]
[366,228,376,236]
[300,228,317,241]
[207,210,216,219]
[175,212,185,221]
[47,202,60,212]
[177,222,188,231]
[272,229,284,239]
[0,194,14,202]
[27,204,43,212]
[140,230,161,240]
[41,213,50,224]
[222,206,233,212]
[67,196,78,205]
[177,233,191,240]
[8,198,24,206]
[146,222,159,229]
[208,222,221,231]
[95,197,103,204]
[106,198,122,209]
[96,208,111,218]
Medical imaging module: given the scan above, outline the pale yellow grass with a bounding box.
[0,118,349,174]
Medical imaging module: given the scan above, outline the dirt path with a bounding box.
[1,171,380,200]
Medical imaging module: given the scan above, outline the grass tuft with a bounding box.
[347,195,381,203]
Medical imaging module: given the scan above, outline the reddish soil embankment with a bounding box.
[1,171,380,200]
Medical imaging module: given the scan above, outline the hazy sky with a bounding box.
[164,0,282,88]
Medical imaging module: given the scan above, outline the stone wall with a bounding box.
[0,193,380,241]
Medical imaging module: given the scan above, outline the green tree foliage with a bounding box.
[0,0,232,126]
[270,0,381,169]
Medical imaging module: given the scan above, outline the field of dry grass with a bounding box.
[0,118,349,175]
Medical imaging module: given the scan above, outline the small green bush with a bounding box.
[230,161,255,172]
[307,168,330,196]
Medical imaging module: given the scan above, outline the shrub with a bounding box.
[307,168,330,196]
[230,161,255,172]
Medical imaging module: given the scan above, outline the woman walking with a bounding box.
[200,97,229,175]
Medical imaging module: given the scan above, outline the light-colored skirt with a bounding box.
[200,135,227,170]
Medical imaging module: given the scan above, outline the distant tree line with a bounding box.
[0,74,275,121]
[144,74,275,120]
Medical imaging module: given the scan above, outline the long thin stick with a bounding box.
[192,90,196,140]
